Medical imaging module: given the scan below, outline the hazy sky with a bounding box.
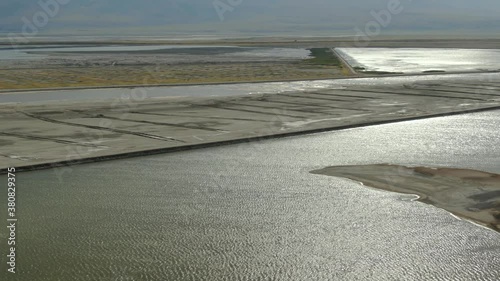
[1,0,499,35]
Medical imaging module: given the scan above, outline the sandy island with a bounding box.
[311,164,500,232]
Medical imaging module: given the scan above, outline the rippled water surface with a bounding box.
[337,48,500,73]
[1,111,499,280]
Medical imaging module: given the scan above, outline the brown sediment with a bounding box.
[0,62,345,90]
[0,47,347,91]
[311,164,500,232]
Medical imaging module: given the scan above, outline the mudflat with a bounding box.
[2,74,500,172]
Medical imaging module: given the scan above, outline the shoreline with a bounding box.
[311,164,500,233]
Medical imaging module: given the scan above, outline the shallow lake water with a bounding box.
[336,48,500,73]
[1,110,499,280]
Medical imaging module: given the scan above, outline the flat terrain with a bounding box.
[0,47,348,90]
[2,37,499,90]
[312,164,500,232]
[1,38,500,171]
[3,37,500,48]
[2,74,500,172]
[0,62,344,90]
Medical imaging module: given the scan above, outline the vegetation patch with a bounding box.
[304,48,342,66]
[360,70,403,75]
[423,70,446,73]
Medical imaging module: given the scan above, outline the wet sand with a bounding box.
[311,164,500,232]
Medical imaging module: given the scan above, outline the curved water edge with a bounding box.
[311,164,500,232]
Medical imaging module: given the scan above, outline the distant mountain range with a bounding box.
[1,0,499,36]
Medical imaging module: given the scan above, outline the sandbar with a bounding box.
[311,164,500,232]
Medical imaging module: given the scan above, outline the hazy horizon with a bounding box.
[1,0,499,37]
